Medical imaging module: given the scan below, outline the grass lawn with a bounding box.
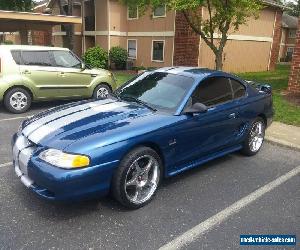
[114,65,300,126]
[114,72,135,87]
[238,65,300,127]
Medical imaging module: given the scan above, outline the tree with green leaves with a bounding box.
[0,0,35,12]
[121,0,262,70]
[285,0,300,17]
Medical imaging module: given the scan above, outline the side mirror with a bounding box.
[184,103,208,114]
[81,63,86,71]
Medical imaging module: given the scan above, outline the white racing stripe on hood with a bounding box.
[23,99,113,137]
[27,102,129,144]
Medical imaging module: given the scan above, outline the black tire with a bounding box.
[93,84,111,99]
[112,146,163,209]
[241,117,265,156]
[4,88,32,114]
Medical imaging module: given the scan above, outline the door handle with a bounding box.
[22,70,31,75]
[228,113,236,119]
[59,72,66,77]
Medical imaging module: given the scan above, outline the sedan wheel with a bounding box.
[112,147,162,209]
[241,117,265,156]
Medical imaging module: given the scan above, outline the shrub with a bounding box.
[82,46,108,69]
[109,46,128,70]
[2,40,13,45]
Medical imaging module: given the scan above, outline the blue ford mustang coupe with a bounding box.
[12,67,273,208]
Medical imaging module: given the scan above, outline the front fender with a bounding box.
[88,75,117,96]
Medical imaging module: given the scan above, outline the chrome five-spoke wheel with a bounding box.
[112,147,162,209]
[125,155,160,205]
[241,117,265,156]
[249,121,264,152]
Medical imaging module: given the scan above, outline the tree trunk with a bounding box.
[215,51,223,71]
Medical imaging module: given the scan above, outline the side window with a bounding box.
[192,77,232,107]
[21,51,52,66]
[230,79,246,99]
[52,51,81,68]
[11,50,22,65]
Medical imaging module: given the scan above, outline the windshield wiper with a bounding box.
[120,95,157,112]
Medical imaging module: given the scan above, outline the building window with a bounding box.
[152,40,164,62]
[128,40,137,59]
[153,5,166,18]
[289,29,297,38]
[128,6,138,19]
[286,47,294,61]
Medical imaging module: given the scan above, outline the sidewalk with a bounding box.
[266,122,300,151]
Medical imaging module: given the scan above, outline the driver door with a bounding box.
[50,50,92,98]
[172,76,242,169]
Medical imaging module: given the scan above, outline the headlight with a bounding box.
[39,149,90,169]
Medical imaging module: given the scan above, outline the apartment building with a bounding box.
[279,13,298,62]
[48,0,284,72]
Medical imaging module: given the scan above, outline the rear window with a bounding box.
[21,51,52,66]
[10,50,53,66]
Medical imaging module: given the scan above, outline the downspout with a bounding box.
[107,0,111,51]
[82,0,85,54]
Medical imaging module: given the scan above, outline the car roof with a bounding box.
[154,67,235,80]
[0,45,69,51]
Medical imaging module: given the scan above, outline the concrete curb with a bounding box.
[265,136,300,152]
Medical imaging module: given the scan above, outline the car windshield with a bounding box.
[115,72,195,112]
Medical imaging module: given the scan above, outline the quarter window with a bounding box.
[153,5,166,17]
[11,50,22,65]
[52,51,82,68]
[152,41,164,62]
[20,51,52,66]
[128,40,137,59]
[230,79,246,99]
[192,77,232,106]
[128,6,138,19]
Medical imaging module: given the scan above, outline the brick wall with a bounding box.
[173,11,200,67]
[288,19,300,94]
[269,10,283,70]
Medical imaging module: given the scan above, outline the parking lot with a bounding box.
[0,101,299,250]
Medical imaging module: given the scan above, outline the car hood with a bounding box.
[21,98,159,150]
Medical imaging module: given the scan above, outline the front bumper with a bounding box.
[12,133,118,201]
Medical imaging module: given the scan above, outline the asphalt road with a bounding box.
[0,102,299,250]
